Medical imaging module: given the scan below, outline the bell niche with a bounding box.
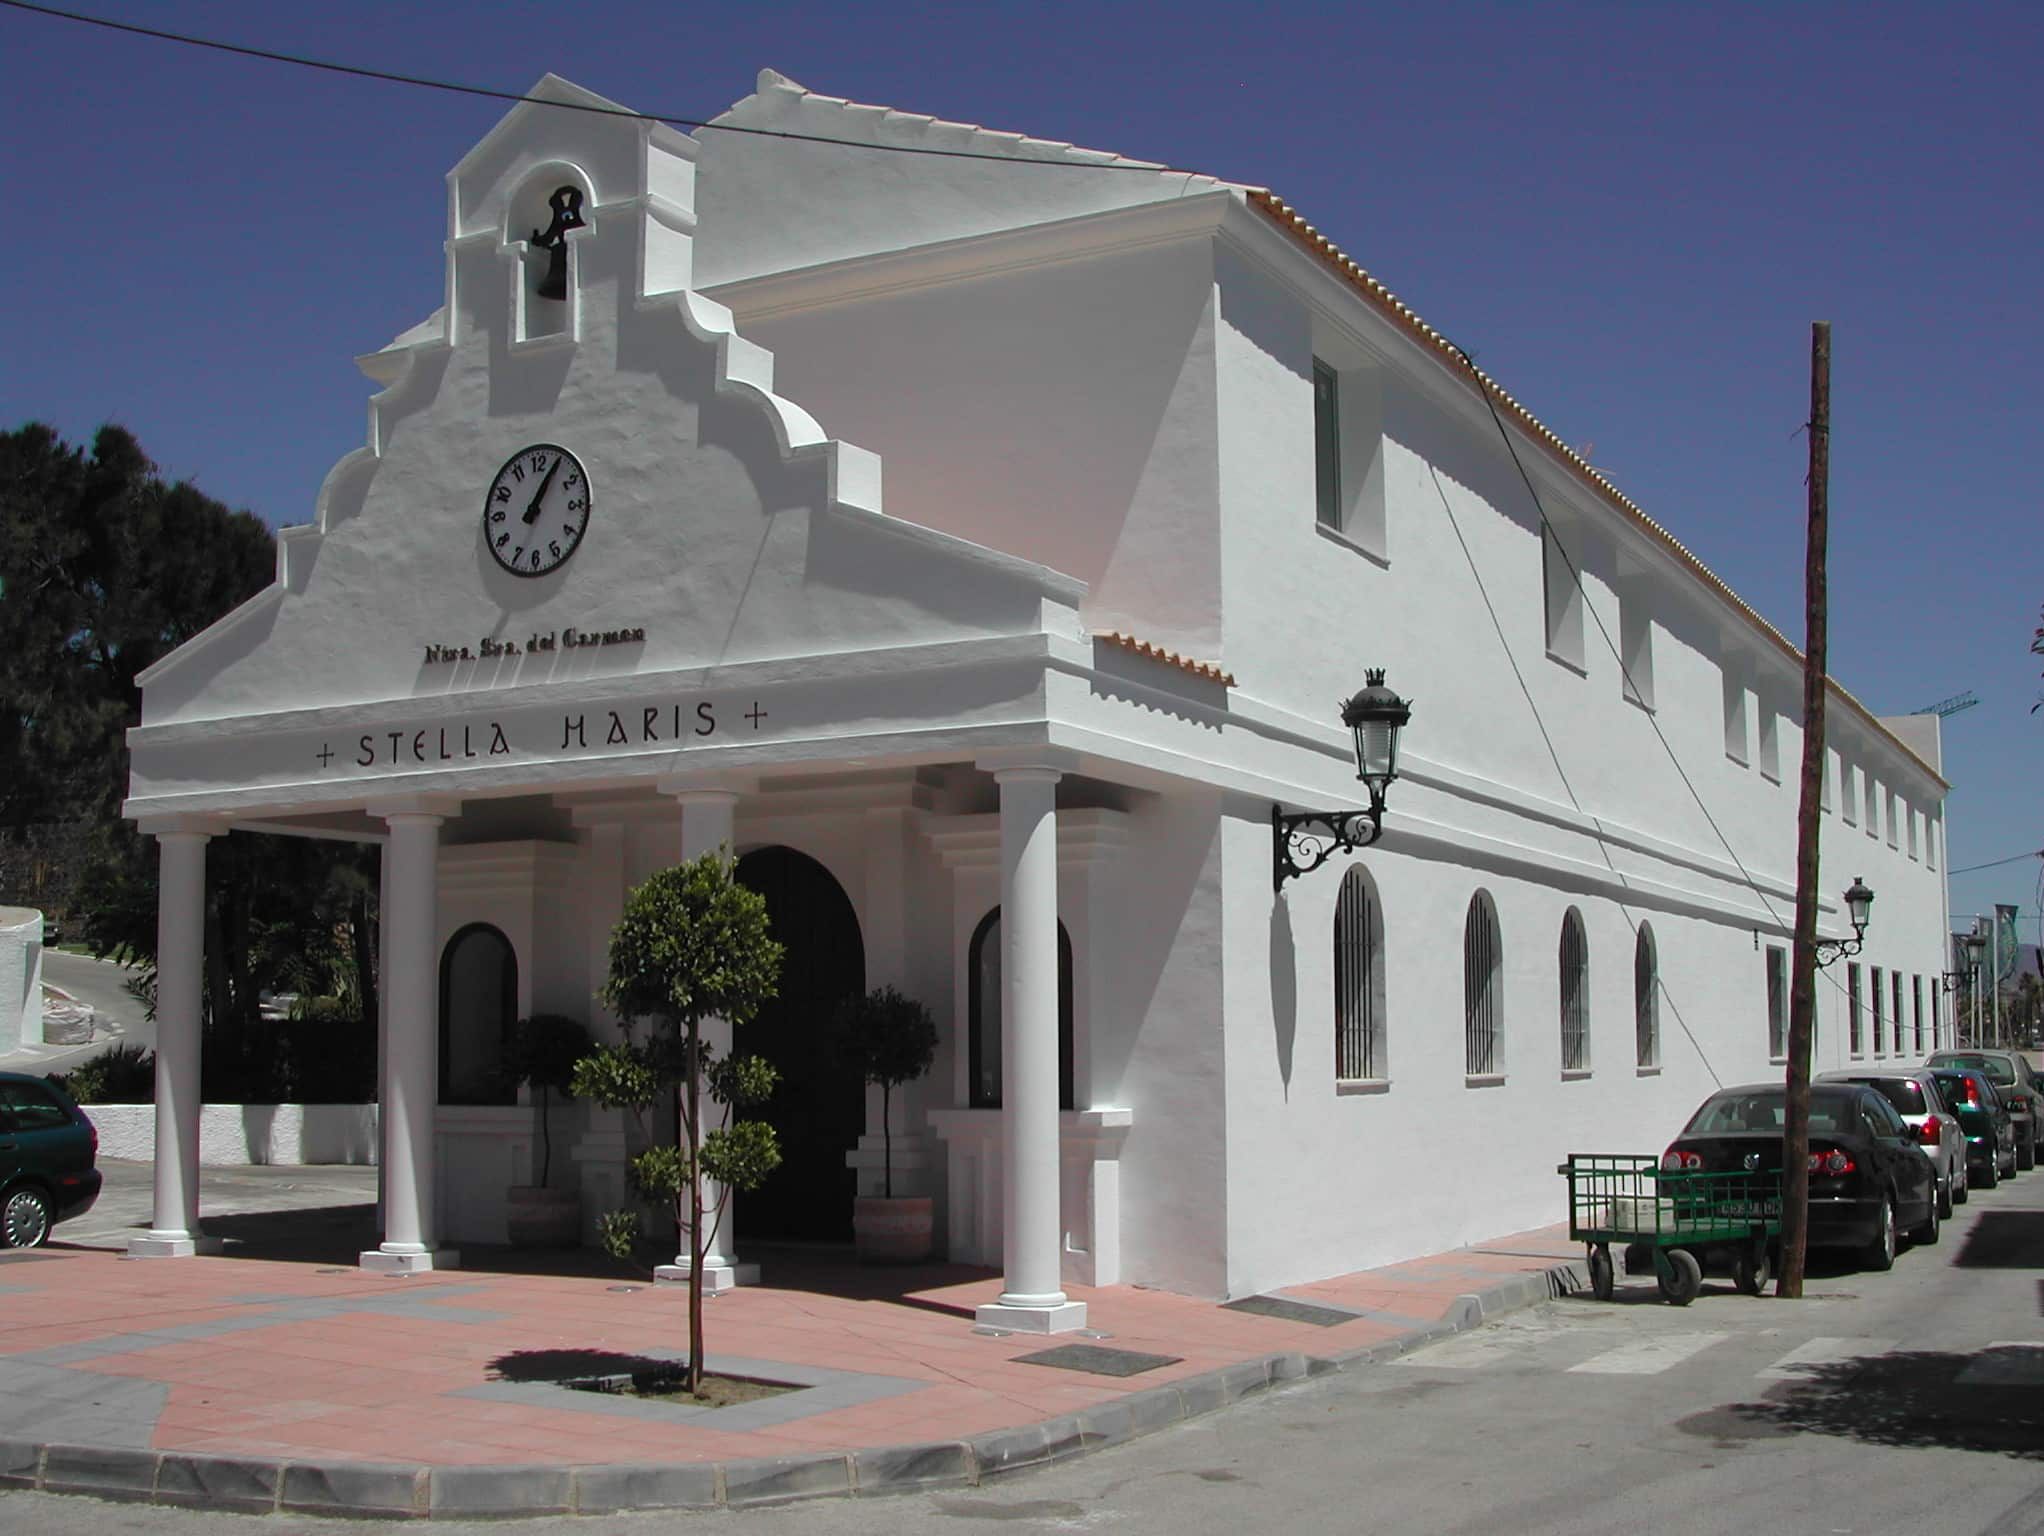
[506,169,591,343]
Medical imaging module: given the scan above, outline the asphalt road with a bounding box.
[7,1165,2044,1534]
[1,949,153,1078]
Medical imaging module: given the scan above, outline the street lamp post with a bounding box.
[1273,670,1413,892]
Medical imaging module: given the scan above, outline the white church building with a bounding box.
[121,71,1953,1331]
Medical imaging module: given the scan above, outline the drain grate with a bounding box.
[1015,1343,1182,1377]
[1221,1294,1360,1328]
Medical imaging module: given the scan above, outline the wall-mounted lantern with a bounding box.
[1273,670,1412,892]
[1812,877,1874,968]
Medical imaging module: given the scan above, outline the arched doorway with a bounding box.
[439,923,516,1105]
[733,846,865,1242]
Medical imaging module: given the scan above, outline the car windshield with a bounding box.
[1684,1089,1854,1135]
[1871,1079,1928,1115]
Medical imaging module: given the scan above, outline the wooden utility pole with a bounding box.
[1779,321,1830,1298]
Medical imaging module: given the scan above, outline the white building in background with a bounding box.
[121,72,1951,1326]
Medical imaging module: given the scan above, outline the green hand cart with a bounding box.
[1559,1154,1782,1305]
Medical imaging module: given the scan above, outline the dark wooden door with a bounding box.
[734,846,865,1242]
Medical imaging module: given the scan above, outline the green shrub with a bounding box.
[57,1042,155,1104]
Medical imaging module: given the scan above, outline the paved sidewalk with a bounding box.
[0,1203,1582,1518]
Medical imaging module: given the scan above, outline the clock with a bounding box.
[483,443,590,577]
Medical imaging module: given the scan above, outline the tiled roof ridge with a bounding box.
[744,68,1173,172]
[1245,189,1945,790]
[1096,631,1237,688]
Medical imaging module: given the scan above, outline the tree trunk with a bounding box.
[882,1081,893,1200]
[349,886,378,1040]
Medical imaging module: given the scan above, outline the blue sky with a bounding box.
[4,0,2039,942]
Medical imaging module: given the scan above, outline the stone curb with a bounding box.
[3,1261,1585,1520]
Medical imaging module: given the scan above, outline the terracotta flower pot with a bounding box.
[506,1185,583,1248]
[852,1196,934,1264]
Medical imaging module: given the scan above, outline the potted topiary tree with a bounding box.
[837,985,940,1263]
[503,1012,593,1248]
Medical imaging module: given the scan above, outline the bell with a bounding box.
[530,185,587,303]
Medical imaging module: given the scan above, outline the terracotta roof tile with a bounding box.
[1096,631,1236,688]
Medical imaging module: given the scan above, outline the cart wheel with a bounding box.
[1734,1243,1772,1297]
[1589,1245,1614,1302]
[1657,1248,1702,1306]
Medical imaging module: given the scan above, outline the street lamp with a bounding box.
[1812,877,1874,968]
[1273,669,1413,892]
[1963,928,1989,1045]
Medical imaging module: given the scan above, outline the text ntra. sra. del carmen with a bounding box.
[421,626,646,664]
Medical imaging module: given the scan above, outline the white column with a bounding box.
[977,767,1086,1333]
[654,787,758,1290]
[361,809,459,1273]
[374,843,391,1235]
[130,826,220,1258]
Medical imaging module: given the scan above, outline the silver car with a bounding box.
[1820,1070,1966,1216]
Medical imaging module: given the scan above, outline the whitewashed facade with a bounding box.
[121,72,1952,1322]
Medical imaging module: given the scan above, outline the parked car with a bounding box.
[1820,1069,1966,1216]
[0,1072,102,1247]
[1924,1066,2018,1188]
[1665,1081,1938,1271]
[1927,1051,2037,1170]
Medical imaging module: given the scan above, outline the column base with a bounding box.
[358,1246,461,1275]
[654,1260,760,1292]
[127,1233,224,1259]
[975,1299,1088,1334]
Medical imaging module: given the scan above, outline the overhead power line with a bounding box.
[0,0,1213,177]
[1949,849,2044,876]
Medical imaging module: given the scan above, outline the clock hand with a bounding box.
[522,452,564,523]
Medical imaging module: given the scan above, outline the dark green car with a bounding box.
[1928,1051,2037,1171]
[0,1071,102,1247]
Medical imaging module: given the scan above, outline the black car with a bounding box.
[1665,1081,1938,1271]
[0,1071,102,1247]
[1925,1066,2018,1188]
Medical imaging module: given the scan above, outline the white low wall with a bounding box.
[85,1103,379,1166]
[0,907,43,1055]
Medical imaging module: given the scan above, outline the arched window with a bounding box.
[968,908,1074,1110]
[1464,892,1502,1077]
[1559,908,1589,1072]
[1635,924,1660,1069]
[439,923,517,1105]
[1334,865,1385,1081]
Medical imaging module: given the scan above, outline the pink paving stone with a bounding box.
[1,1221,1579,1473]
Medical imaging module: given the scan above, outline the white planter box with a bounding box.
[84,1103,379,1166]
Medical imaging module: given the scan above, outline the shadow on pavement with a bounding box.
[1952,1210,2044,1269]
[1684,1350,2044,1460]
[488,1348,671,1382]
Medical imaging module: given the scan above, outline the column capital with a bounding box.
[655,772,755,802]
[367,795,460,826]
[135,814,228,841]
[977,746,1081,781]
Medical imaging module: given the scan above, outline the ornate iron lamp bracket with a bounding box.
[1812,934,1866,970]
[1273,788,1389,894]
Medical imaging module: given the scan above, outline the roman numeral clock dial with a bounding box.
[483,443,591,577]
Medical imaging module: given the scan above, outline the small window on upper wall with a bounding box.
[1313,356,1387,557]
[1927,814,1939,870]
[1841,760,1858,825]
[1722,674,1749,765]
[1822,750,1835,813]
[1865,775,1882,840]
[1757,707,1781,782]
[1885,789,1899,848]
[1543,526,1585,671]
[1766,944,1788,1060]
[1848,962,1864,1056]
[1907,805,1919,861]
[1619,586,1654,709]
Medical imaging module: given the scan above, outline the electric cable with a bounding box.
[0,0,1217,178]
[1948,849,2044,876]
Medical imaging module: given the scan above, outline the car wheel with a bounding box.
[1978,1153,1999,1191]
[2002,1142,2018,1179]
[1913,1190,1941,1246]
[1953,1159,1969,1205]
[1,1186,52,1249]
[2020,1132,2037,1173]
[1657,1248,1703,1306]
[1863,1195,1896,1272]
[1936,1171,1954,1221]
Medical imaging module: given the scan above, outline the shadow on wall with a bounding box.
[1270,897,1297,1098]
[1686,1348,2044,1460]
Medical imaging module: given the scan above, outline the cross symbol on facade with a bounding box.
[317,743,335,767]
[746,702,768,729]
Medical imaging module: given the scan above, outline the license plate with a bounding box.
[1717,1200,1780,1218]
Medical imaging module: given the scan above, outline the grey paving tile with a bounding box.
[1221,1294,1366,1327]
[430,1463,573,1517]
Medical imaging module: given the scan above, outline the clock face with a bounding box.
[483,443,590,577]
